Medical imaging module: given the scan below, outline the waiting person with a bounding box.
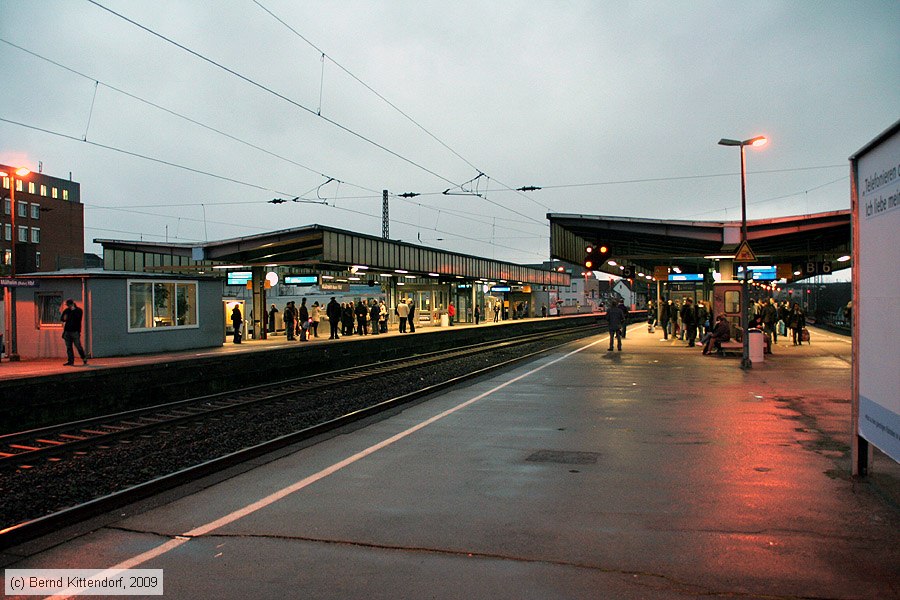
[231,304,242,344]
[647,300,656,333]
[680,297,698,347]
[397,299,409,333]
[370,299,381,335]
[541,303,547,318]
[696,301,710,335]
[703,315,731,355]
[268,304,278,334]
[474,304,481,324]
[283,301,297,341]
[448,302,456,325]
[606,301,625,351]
[341,302,354,336]
[407,299,416,333]
[493,302,501,322]
[355,300,369,335]
[379,300,388,333]
[659,299,671,340]
[298,298,310,341]
[310,301,321,338]
[60,298,88,365]
[326,297,341,339]
[619,301,629,338]
[761,298,778,344]
[788,303,806,345]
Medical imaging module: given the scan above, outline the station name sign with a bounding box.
[0,278,39,287]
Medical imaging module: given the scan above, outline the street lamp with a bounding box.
[1,166,32,362]
[718,136,766,369]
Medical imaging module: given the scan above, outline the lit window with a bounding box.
[18,225,28,242]
[17,201,26,218]
[28,182,35,194]
[62,189,69,200]
[35,251,41,269]
[15,180,23,192]
[51,187,58,198]
[40,184,47,197]
[2,176,8,189]
[31,227,40,243]
[2,250,9,266]
[128,280,199,331]
[31,204,40,219]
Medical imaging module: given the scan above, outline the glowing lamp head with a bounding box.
[749,136,767,147]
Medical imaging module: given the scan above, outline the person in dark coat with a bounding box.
[761,299,778,344]
[283,301,296,340]
[618,301,629,338]
[231,305,242,344]
[407,300,416,333]
[788,303,806,345]
[355,300,369,335]
[659,299,671,340]
[369,300,381,335]
[268,304,278,334]
[326,297,341,339]
[341,302,354,336]
[606,301,625,351]
[680,297,698,347]
[703,315,731,355]
[60,298,88,365]
[298,298,310,341]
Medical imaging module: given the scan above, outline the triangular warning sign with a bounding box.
[733,241,757,263]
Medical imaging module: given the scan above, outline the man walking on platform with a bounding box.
[606,301,625,352]
[60,299,88,365]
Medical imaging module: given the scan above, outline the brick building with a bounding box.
[1,164,84,273]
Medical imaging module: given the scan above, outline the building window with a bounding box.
[3,199,8,215]
[31,227,40,243]
[2,176,8,189]
[37,293,64,327]
[128,279,198,331]
[18,225,28,242]
[35,251,41,269]
[51,187,58,198]
[3,249,10,266]
[4,223,10,240]
[40,184,47,197]
[15,180,23,192]
[31,203,40,219]
[17,201,26,218]
[28,182,35,194]
[62,189,69,200]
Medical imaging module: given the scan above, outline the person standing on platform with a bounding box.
[788,303,806,345]
[407,299,416,333]
[474,305,481,324]
[230,304,243,344]
[268,304,278,334]
[619,301,630,338]
[298,298,310,341]
[326,297,341,340]
[680,297,698,347]
[396,299,409,333]
[342,302,354,336]
[355,300,369,335]
[310,301,321,338]
[659,299,671,340]
[493,302,501,322]
[369,299,381,335]
[762,298,778,344]
[606,301,625,352]
[60,298,88,365]
[283,301,296,341]
[448,302,456,325]
[379,300,388,333]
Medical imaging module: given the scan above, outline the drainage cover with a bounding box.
[526,450,600,465]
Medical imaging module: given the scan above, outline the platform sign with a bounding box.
[852,120,900,465]
[0,278,38,287]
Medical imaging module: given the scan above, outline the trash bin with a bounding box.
[748,328,764,363]
[440,313,449,327]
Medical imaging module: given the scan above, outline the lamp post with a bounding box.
[718,136,766,369]
[1,166,31,362]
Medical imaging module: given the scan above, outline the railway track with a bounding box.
[0,324,600,548]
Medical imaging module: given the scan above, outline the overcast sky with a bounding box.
[1,1,898,266]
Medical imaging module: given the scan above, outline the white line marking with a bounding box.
[46,336,606,599]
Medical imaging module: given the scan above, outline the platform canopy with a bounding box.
[548,210,851,281]
[97,224,569,287]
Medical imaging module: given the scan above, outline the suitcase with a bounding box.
[800,328,810,343]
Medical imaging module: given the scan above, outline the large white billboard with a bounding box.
[854,123,900,463]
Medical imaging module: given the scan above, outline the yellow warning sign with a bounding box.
[733,241,757,263]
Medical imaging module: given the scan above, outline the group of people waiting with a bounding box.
[646,296,809,356]
[268,297,418,341]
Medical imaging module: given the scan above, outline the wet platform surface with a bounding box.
[3,324,899,599]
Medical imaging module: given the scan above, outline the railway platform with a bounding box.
[2,324,899,599]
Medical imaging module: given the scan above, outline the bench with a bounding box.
[717,340,742,356]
